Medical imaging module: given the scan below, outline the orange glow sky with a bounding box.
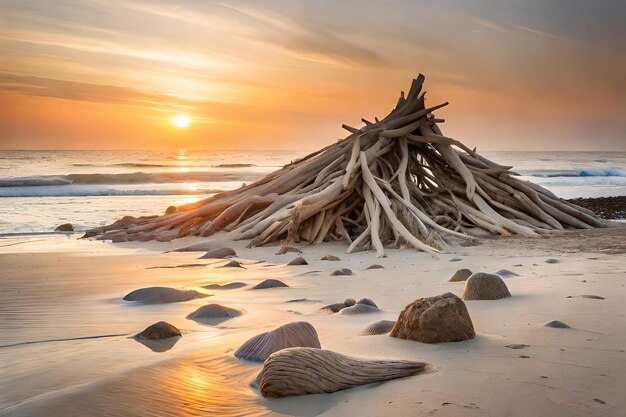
[1,1,625,151]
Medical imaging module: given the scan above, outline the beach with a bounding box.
[1,225,625,417]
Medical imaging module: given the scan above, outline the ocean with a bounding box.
[1,150,625,234]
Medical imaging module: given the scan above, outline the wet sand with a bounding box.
[1,226,625,416]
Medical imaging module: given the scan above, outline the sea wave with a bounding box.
[0,171,261,187]
[0,185,222,197]
[521,168,626,178]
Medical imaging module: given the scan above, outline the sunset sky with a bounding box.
[1,0,624,151]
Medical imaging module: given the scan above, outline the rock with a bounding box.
[449,257,462,262]
[123,287,209,303]
[330,268,353,276]
[449,268,472,282]
[359,320,396,336]
[321,255,340,261]
[356,298,378,308]
[170,241,221,252]
[135,321,181,340]
[320,298,356,313]
[545,320,570,328]
[234,321,321,362]
[365,264,384,270]
[339,304,381,315]
[165,205,177,214]
[390,292,475,343]
[545,258,559,264]
[252,279,289,290]
[198,247,237,259]
[55,223,74,232]
[495,269,518,277]
[287,256,308,266]
[202,282,247,290]
[567,294,605,300]
[505,344,529,349]
[462,273,511,300]
[219,260,244,268]
[186,304,242,322]
[256,347,427,397]
[275,246,302,255]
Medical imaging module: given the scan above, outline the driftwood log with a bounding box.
[89,74,610,256]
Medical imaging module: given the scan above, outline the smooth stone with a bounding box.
[462,272,511,300]
[495,269,518,277]
[359,320,396,336]
[202,282,247,290]
[135,321,181,340]
[235,321,321,362]
[252,279,289,290]
[275,246,302,255]
[165,205,177,214]
[506,344,529,349]
[170,241,222,252]
[546,258,559,264]
[567,295,605,300]
[123,287,209,304]
[55,223,74,232]
[449,268,472,282]
[287,257,308,266]
[545,320,570,328]
[390,292,475,343]
[330,268,353,276]
[256,347,427,397]
[321,255,340,261]
[356,298,378,308]
[449,257,462,262]
[366,264,385,270]
[219,260,244,268]
[320,298,356,313]
[186,304,242,322]
[339,304,381,315]
[198,247,237,259]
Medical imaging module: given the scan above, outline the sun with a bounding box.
[173,114,190,128]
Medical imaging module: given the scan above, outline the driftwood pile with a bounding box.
[89,74,609,256]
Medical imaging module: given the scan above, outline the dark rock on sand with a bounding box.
[123,287,209,303]
[320,298,356,313]
[567,294,605,299]
[340,304,381,315]
[365,264,385,270]
[449,257,462,262]
[495,269,518,277]
[170,242,221,252]
[198,247,237,259]
[567,196,626,219]
[330,268,353,276]
[219,260,244,268]
[321,255,340,261]
[186,304,242,322]
[252,279,289,290]
[275,246,302,255]
[462,272,511,300]
[449,268,472,282]
[545,320,570,328]
[202,282,247,290]
[356,298,378,308]
[359,320,396,336]
[390,292,475,343]
[546,258,559,264]
[135,321,182,340]
[256,347,427,397]
[55,223,74,232]
[234,321,321,362]
[287,257,308,266]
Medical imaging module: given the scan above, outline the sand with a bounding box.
[1,225,625,416]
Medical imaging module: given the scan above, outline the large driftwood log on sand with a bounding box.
[256,347,427,397]
[88,74,610,256]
